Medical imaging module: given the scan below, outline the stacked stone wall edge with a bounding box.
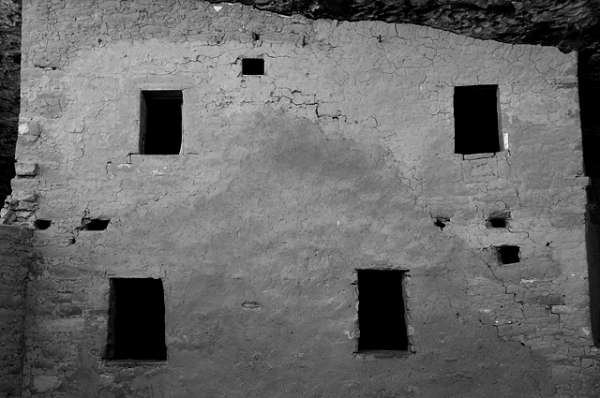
[9,0,600,397]
[0,225,31,398]
[0,0,21,205]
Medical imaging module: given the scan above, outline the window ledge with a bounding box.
[354,350,412,358]
[103,359,167,367]
[461,152,498,160]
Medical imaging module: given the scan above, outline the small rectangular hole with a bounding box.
[454,85,501,155]
[487,211,510,228]
[242,58,264,75]
[80,218,110,231]
[357,269,408,352]
[488,218,507,228]
[105,278,166,361]
[34,219,52,230]
[140,91,183,155]
[497,245,520,264]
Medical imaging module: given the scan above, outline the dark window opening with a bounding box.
[140,91,183,155]
[357,269,408,352]
[79,218,110,231]
[497,245,520,264]
[242,58,264,75]
[106,278,166,361]
[488,218,507,228]
[34,219,52,230]
[487,211,510,228]
[454,85,501,155]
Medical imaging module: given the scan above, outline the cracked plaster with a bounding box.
[1,1,598,397]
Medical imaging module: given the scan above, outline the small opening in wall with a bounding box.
[454,85,501,155]
[497,245,520,264]
[488,218,507,228]
[357,269,409,352]
[434,217,450,231]
[34,219,52,230]
[487,211,510,228]
[242,58,264,75]
[140,91,183,155]
[80,218,110,231]
[106,278,166,361]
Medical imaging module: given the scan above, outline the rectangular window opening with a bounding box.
[242,58,264,76]
[105,278,167,361]
[487,211,510,228]
[140,90,183,155]
[357,269,409,353]
[454,85,501,155]
[79,218,110,231]
[497,245,520,265]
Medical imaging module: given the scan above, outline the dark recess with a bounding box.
[105,278,167,361]
[454,85,500,155]
[487,211,510,228]
[497,245,520,264]
[242,58,264,75]
[434,217,449,230]
[33,219,51,230]
[140,91,183,155]
[579,47,600,346]
[357,269,408,352]
[79,218,110,231]
[488,218,507,228]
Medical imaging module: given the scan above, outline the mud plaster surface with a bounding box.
[7,1,597,397]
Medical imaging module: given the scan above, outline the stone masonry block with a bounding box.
[14,163,38,177]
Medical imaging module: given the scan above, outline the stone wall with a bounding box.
[13,1,597,397]
[0,225,31,398]
[0,0,21,204]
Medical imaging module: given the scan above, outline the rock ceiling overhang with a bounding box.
[209,0,600,52]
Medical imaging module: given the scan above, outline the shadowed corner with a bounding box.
[579,47,600,346]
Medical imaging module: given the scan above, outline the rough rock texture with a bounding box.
[8,1,597,397]
[0,225,31,398]
[211,0,600,52]
[0,0,20,205]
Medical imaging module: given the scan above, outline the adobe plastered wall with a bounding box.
[12,1,596,397]
[0,225,31,398]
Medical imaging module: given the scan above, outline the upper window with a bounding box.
[454,85,501,155]
[140,90,183,155]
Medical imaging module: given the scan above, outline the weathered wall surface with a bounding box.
[0,225,31,398]
[13,1,596,397]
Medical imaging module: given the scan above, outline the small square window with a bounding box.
[140,91,183,155]
[454,85,501,154]
[242,58,264,75]
[487,211,510,228]
[357,269,409,352]
[497,245,520,265]
[105,278,167,361]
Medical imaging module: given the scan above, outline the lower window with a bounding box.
[105,278,167,361]
[357,269,409,352]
